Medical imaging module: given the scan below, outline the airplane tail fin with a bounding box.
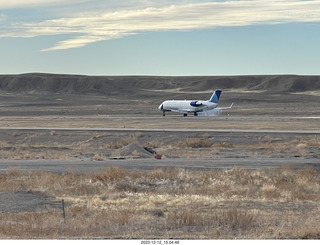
[209,89,222,103]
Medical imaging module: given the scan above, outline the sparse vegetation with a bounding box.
[105,133,142,149]
[175,137,214,148]
[0,166,320,239]
[91,154,104,161]
[0,130,319,239]
[0,131,319,160]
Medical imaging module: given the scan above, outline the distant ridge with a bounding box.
[0,73,319,94]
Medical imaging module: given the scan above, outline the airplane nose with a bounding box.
[158,104,163,110]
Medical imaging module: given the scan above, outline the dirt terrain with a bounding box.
[0,73,320,239]
[0,73,320,117]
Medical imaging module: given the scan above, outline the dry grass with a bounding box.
[105,133,142,149]
[0,166,320,239]
[0,132,144,160]
[175,137,214,148]
[156,135,320,159]
[249,135,320,157]
[1,132,319,160]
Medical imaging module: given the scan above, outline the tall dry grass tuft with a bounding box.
[92,154,104,161]
[167,207,203,227]
[216,209,258,231]
[146,168,180,180]
[106,133,142,149]
[91,167,127,183]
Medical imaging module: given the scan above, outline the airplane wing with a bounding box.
[171,108,202,114]
[171,109,191,114]
[218,102,234,110]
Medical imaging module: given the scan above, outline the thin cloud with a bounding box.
[0,0,89,9]
[2,0,320,51]
[0,14,7,23]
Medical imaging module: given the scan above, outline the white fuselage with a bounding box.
[158,89,225,116]
[158,100,218,114]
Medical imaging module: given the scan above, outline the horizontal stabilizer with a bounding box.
[219,102,234,110]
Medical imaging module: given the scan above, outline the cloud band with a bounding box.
[2,0,320,51]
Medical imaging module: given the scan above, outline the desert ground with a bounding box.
[0,74,319,239]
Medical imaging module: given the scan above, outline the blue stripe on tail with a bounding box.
[209,89,222,103]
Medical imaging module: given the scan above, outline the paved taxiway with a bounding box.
[1,127,320,134]
[0,157,319,173]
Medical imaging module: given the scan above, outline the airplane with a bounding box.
[158,89,233,116]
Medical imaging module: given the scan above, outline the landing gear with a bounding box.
[194,112,198,116]
[162,111,165,116]
[183,113,187,117]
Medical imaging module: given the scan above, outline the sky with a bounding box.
[1,0,320,76]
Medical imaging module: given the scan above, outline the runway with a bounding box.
[0,114,319,132]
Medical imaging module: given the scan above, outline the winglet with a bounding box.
[209,89,222,103]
